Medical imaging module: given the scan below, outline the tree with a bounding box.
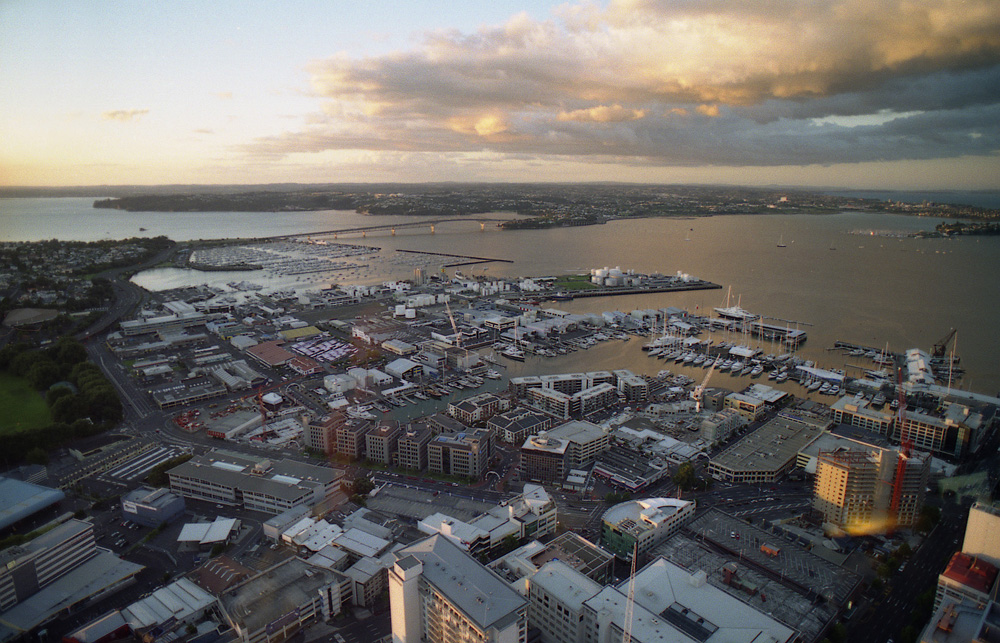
[673,462,697,491]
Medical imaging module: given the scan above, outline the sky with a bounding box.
[2,0,999,189]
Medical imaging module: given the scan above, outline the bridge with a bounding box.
[264,216,510,241]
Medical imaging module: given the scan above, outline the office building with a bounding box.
[366,422,402,465]
[559,557,797,643]
[167,451,341,515]
[0,519,96,611]
[397,424,434,471]
[427,428,492,479]
[389,534,527,643]
[600,498,695,562]
[963,502,1000,567]
[709,414,828,483]
[120,487,186,527]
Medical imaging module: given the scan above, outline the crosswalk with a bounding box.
[729,500,811,517]
[104,446,183,481]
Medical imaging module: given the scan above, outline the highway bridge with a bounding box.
[265,216,510,241]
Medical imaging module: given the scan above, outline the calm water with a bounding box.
[2,197,998,394]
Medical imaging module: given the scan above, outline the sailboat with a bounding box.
[777,234,787,248]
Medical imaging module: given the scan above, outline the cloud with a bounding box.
[216,91,234,100]
[101,109,149,122]
[558,105,647,123]
[246,0,1000,168]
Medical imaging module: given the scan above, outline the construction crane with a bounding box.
[444,299,462,349]
[691,360,718,412]
[889,366,913,526]
[932,328,957,358]
[622,541,639,643]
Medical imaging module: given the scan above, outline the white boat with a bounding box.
[767,370,778,380]
[693,354,707,366]
[484,370,502,380]
[750,365,764,377]
[809,380,823,391]
[775,373,789,383]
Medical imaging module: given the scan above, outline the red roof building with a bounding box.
[935,552,999,612]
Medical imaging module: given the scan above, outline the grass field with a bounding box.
[551,274,599,291]
[0,372,51,435]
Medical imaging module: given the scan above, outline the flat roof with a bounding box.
[0,552,143,642]
[0,478,65,531]
[603,498,693,535]
[395,534,526,631]
[711,414,828,475]
[530,560,602,612]
[548,419,606,444]
[220,557,343,635]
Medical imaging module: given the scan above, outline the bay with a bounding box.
[2,197,997,395]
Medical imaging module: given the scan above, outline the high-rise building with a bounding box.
[963,502,1000,567]
[389,534,527,643]
[813,444,930,532]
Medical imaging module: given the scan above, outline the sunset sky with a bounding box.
[2,0,998,188]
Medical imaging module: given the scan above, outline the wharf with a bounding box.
[509,280,722,301]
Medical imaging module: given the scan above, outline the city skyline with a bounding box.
[2,0,999,189]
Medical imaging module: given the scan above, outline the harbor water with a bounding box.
[2,197,998,394]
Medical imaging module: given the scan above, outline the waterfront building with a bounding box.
[723,392,766,421]
[600,498,695,562]
[830,396,896,434]
[448,392,510,425]
[389,534,528,643]
[487,407,553,444]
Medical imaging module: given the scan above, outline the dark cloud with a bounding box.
[247,0,1000,168]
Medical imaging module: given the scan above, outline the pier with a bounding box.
[396,249,513,268]
[506,280,722,301]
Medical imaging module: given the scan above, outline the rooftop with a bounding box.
[942,552,999,595]
[0,478,65,531]
[395,534,526,631]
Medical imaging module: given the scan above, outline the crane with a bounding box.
[691,359,718,412]
[932,328,957,358]
[622,541,638,643]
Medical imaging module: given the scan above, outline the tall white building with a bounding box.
[389,534,527,643]
[963,502,1000,567]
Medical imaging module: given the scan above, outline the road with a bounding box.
[847,500,969,643]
